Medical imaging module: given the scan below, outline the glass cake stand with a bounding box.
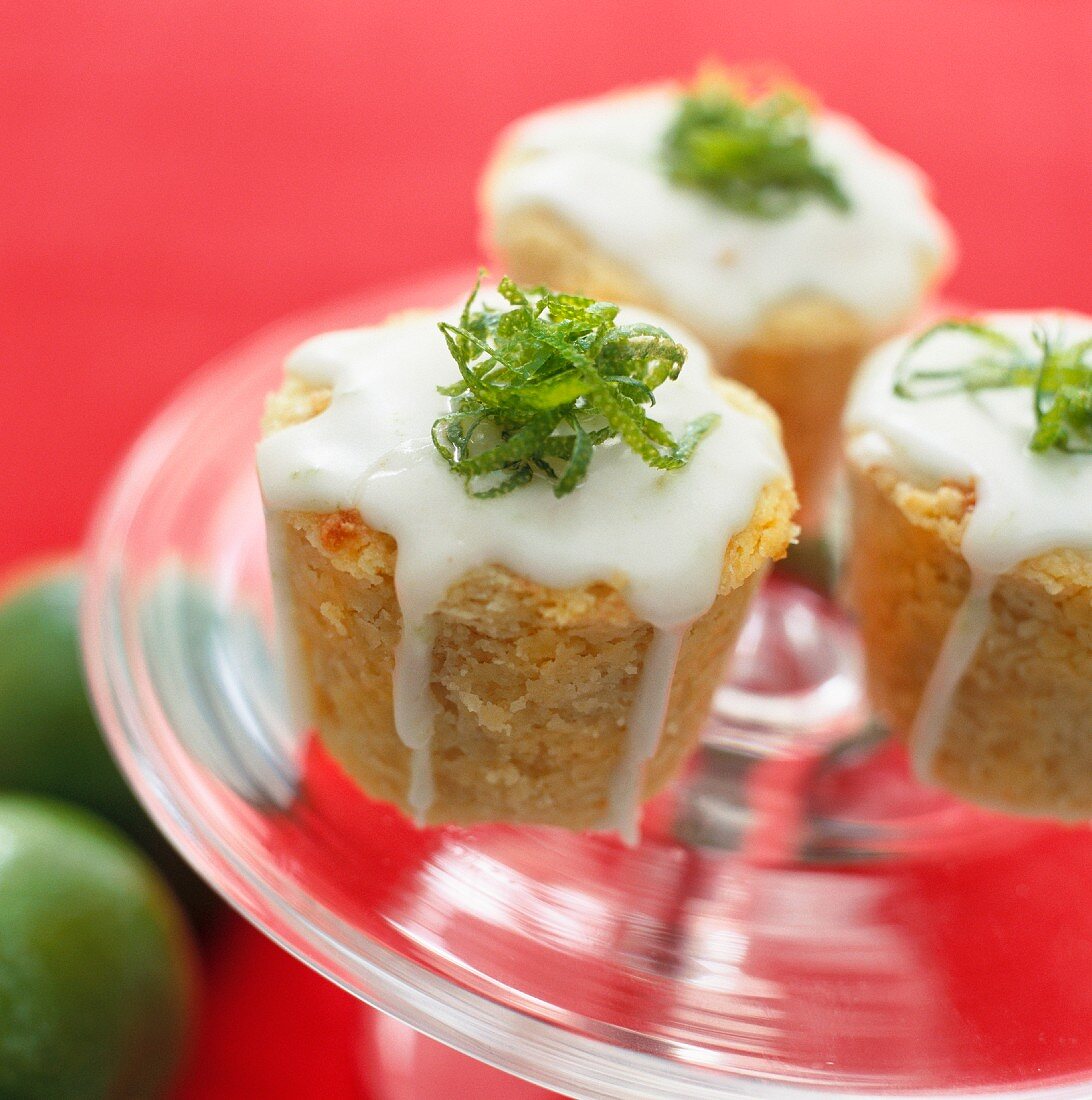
[82,270,1092,1100]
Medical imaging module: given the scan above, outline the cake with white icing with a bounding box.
[481,71,953,529]
[258,282,797,837]
[845,312,1092,817]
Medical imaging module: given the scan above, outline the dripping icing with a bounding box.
[907,572,996,782]
[264,507,312,740]
[258,298,787,829]
[391,612,438,823]
[846,312,1092,776]
[603,625,686,844]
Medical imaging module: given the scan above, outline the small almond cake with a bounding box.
[258,281,797,838]
[481,70,953,530]
[845,313,1092,817]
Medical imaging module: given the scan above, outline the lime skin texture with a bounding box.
[0,564,147,833]
[0,563,220,929]
[0,795,197,1099]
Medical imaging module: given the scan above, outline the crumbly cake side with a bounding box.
[481,194,934,529]
[847,458,1092,817]
[264,375,797,827]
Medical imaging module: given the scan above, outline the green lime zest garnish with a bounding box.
[431,275,720,498]
[895,318,1092,454]
[661,69,850,219]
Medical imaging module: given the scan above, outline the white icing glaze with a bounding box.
[486,86,952,346]
[906,572,996,778]
[603,625,686,844]
[846,311,1092,779]
[263,507,312,736]
[258,298,788,831]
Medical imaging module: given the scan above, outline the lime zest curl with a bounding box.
[661,68,850,219]
[431,275,720,498]
[895,318,1092,455]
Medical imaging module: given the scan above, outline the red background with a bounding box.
[2,1,1089,1095]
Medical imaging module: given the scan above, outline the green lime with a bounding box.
[0,561,220,930]
[0,562,146,834]
[0,795,196,1099]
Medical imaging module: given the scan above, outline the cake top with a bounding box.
[257,286,790,631]
[846,311,1092,575]
[485,76,953,345]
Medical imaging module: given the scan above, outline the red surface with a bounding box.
[183,919,364,1098]
[2,2,1089,1096]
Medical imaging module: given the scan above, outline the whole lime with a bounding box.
[0,796,196,1099]
[0,563,146,834]
[0,562,220,929]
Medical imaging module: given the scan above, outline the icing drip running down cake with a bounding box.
[481,71,953,528]
[258,281,797,839]
[845,312,1092,817]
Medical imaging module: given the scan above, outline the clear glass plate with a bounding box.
[82,270,1092,1100]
